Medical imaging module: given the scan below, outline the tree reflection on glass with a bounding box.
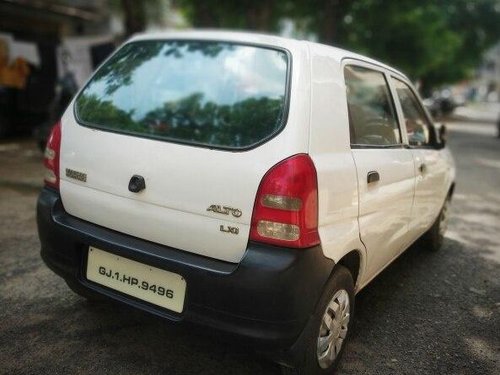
[92,41,234,95]
[92,42,164,95]
[77,92,283,148]
[77,94,135,129]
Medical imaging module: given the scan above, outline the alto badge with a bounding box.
[206,204,242,218]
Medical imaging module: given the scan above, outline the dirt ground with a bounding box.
[0,119,499,374]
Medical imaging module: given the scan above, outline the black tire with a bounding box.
[281,265,355,375]
[422,197,450,252]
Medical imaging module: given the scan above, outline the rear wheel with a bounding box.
[281,266,354,375]
[422,197,450,252]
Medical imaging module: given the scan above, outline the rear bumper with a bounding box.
[37,188,334,348]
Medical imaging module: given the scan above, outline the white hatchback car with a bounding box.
[37,31,455,374]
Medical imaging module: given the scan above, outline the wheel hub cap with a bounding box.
[317,289,350,369]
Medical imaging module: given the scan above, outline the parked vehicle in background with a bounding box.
[37,31,455,374]
[423,88,465,119]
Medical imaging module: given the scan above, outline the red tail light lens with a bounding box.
[250,154,320,248]
[43,121,61,190]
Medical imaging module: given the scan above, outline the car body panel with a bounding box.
[410,148,450,233]
[350,148,415,281]
[307,43,366,288]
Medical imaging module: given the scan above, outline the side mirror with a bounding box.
[438,124,447,148]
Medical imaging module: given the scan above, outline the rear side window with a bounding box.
[344,65,401,146]
[392,78,433,147]
[75,40,289,149]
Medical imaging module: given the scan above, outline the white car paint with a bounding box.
[59,30,455,290]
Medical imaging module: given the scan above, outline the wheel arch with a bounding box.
[448,182,455,199]
[333,249,364,292]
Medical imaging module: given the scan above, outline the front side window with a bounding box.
[344,65,401,146]
[75,40,289,149]
[392,79,433,147]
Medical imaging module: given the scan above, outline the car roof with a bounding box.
[129,30,409,81]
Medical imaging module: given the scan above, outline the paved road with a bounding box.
[0,120,499,375]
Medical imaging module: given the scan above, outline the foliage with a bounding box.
[175,0,284,31]
[175,0,500,88]
[110,0,167,36]
[334,1,464,88]
[333,0,500,88]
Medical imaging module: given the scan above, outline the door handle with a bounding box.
[419,163,427,173]
[367,171,380,184]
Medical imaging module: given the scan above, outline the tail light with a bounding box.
[43,121,61,190]
[250,154,320,248]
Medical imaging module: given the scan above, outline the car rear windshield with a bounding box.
[75,40,290,149]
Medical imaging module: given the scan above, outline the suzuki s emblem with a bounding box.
[206,205,242,218]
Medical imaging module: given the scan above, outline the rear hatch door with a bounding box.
[59,38,292,263]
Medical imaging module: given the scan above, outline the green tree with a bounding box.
[110,0,167,36]
[331,0,500,88]
[424,0,500,86]
[92,42,163,95]
[176,0,284,31]
[335,1,463,88]
[176,0,500,89]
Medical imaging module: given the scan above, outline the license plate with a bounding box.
[86,247,186,313]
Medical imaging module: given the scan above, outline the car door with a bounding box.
[344,62,416,283]
[390,77,450,236]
